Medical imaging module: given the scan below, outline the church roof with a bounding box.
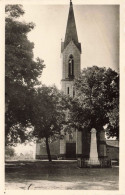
[62,0,81,53]
[106,140,119,148]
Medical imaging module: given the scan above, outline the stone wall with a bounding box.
[106,145,119,160]
[36,140,60,159]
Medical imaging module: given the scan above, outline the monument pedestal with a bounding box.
[88,128,100,166]
[77,129,111,168]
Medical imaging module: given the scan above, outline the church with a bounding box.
[36,1,119,162]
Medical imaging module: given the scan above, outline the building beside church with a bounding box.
[36,1,119,162]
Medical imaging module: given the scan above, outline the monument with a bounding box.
[88,128,100,166]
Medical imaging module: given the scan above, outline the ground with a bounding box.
[5,160,119,190]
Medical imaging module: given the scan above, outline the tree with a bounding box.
[69,66,119,139]
[5,5,45,145]
[31,85,68,161]
[5,146,15,158]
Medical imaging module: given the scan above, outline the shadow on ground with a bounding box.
[5,160,119,190]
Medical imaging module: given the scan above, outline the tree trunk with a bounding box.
[45,136,52,162]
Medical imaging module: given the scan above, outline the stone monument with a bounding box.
[88,128,100,165]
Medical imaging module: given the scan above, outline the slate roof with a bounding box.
[61,0,81,53]
[106,140,119,147]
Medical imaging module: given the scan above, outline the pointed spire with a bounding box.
[63,0,81,52]
[70,0,72,6]
[64,0,78,44]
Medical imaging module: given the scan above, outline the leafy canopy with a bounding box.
[69,66,119,139]
[32,85,68,140]
[5,5,45,145]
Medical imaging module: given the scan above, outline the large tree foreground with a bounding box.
[5,5,45,145]
[68,66,119,139]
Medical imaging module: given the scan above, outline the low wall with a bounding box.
[106,145,119,161]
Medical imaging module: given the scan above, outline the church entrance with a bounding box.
[66,143,76,158]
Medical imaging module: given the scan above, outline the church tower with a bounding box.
[60,0,82,159]
[61,0,81,97]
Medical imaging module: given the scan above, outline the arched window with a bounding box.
[68,55,74,77]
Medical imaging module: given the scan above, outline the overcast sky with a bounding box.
[22,4,119,89]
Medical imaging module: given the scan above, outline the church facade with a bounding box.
[36,1,119,161]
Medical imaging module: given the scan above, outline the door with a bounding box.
[66,143,76,158]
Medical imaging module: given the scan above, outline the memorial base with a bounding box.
[88,158,100,166]
[77,157,112,168]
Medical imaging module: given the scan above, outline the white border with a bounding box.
[0,0,125,194]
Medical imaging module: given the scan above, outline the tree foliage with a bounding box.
[69,66,119,139]
[5,5,25,18]
[5,5,45,145]
[31,85,68,161]
[5,146,15,157]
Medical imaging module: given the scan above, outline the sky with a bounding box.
[21,3,119,89]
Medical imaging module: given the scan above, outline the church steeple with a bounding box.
[61,0,81,53]
[61,0,81,96]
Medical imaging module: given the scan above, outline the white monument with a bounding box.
[88,128,100,165]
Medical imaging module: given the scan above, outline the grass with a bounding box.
[5,160,119,190]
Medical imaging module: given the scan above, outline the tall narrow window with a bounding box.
[73,87,75,97]
[67,87,69,95]
[68,55,74,77]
